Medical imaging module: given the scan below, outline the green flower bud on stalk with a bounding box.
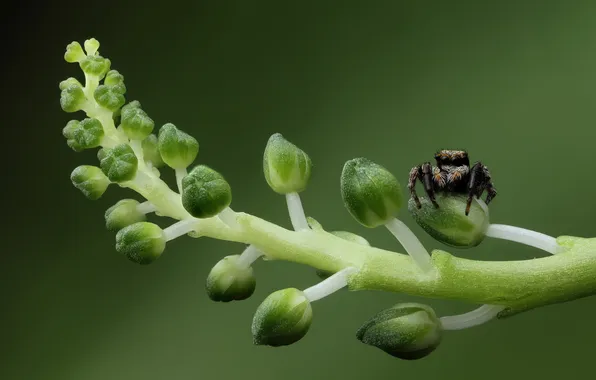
[84,38,100,55]
[60,85,87,113]
[263,133,312,194]
[100,143,138,183]
[115,222,166,264]
[104,70,126,94]
[80,55,111,78]
[70,165,110,200]
[62,118,104,151]
[105,199,147,232]
[64,41,86,63]
[340,158,403,228]
[141,134,165,168]
[120,101,154,140]
[356,303,442,360]
[181,165,232,218]
[59,77,83,91]
[157,123,199,169]
[252,288,313,347]
[94,85,125,112]
[206,255,256,302]
[408,194,489,248]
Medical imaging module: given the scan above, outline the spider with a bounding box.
[408,150,497,216]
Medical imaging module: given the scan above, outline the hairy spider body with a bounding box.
[408,150,497,216]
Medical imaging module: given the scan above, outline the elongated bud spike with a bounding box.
[341,158,403,228]
[263,133,312,194]
[408,194,489,248]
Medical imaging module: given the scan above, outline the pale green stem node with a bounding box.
[206,255,257,302]
[115,222,166,265]
[356,303,442,360]
[340,157,403,228]
[181,165,232,218]
[251,288,313,347]
[263,133,312,194]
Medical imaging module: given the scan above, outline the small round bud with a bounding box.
[105,199,147,232]
[356,303,442,360]
[115,222,166,265]
[104,70,126,94]
[100,143,138,183]
[64,41,86,63]
[120,101,154,140]
[340,158,403,228]
[84,38,100,55]
[206,255,256,302]
[251,288,313,347]
[94,85,125,112]
[408,194,489,248]
[62,118,104,151]
[141,134,164,168]
[80,55,111,78]
[181,165,232,218]
[70,165,110,200]
[157,123,199,169]
[60,85,87,113]
[263,133,312,194]
[59,77,83,91]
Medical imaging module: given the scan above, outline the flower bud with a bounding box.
[120,101,154,140]
[64,41,86,63]
[105,199,147,232]
[408,194,489,248]
[84,38,100,55]
[356,303,442,360]
[94,85,125,112]
[70,165,110,200]
[252,288,312,347]
[141,134,165,168]
[181,165,232,218]
[59,77,83,91]
[115,222,166,264]
[80,55,111,78]
[62,118,104,151]
[100,143,138,183]
[340,158,403,228]
[104,70,126,93]
[60,85,87,113]
[205,255,256,302]
[263,133,312,194]
[157,123,199,169]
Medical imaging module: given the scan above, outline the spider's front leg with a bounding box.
[421,162,439,208]
[482,165,497,205]
[408,166,422,209]
[466,162,485,215]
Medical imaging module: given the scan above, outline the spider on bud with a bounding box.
[408,150,497,216]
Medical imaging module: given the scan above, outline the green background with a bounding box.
[4,1,596,379]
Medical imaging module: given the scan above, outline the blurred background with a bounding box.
[3,1,596,379]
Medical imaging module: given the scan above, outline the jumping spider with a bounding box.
[408,150,497,216]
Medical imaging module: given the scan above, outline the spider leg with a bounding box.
[408,166,422,209]
[422,162,439,208]
[482,165,497,205]
[465,161,484,216]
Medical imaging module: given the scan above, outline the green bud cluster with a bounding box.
[158,123,199,169]
[99,143,138,183]
[181,165,232,218]
[70,165,110,200]
[62,118,104,151]
[120,101,154,140]
[206,255,256,302]
[263,133,312,194]
[356,303,443,360]
[116,222,166,264]
[252,288,313,347]
[341,158,403,228]
[105,199,147,232]
[408,194,489,248]
[60,83,86,113]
